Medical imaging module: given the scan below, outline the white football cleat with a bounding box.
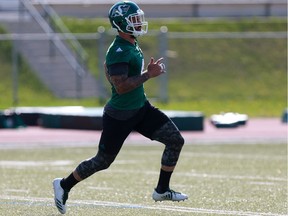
[152,189,188,202]
[53,178,69,214]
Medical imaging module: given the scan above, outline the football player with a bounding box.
[53,1,188,214]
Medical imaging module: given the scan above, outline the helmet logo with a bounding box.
[111,5,130,17]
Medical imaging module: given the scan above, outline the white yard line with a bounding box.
[179,172,287,182]
[109,169,287,183]
[0,160,73,167]
[0,195,286,216]
[125,150,286,161]
[1,160,285,183]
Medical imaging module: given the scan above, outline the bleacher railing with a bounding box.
[20,0,88,77]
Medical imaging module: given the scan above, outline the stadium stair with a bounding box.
[0,0,102,98]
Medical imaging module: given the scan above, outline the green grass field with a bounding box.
[0,143,287,216]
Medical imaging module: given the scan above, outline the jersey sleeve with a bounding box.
[107,62,129,76]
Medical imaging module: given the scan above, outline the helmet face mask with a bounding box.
[109,1,148,37]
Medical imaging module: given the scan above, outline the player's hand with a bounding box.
[146,57,166,78]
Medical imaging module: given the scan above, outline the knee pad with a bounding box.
[76,150,116,180]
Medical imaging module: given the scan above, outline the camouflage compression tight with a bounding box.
[75,150,116,180]
[151,120,185,167]
[75,120,184,180]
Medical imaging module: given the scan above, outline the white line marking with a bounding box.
[4,189,29,193]
[248,181,276,186]
[1,160,285,183]
[87,186,113,191]
[125,150,286,161]
[0,160,73,167]
[109,169,287,182]
[0,195,285,216]
[180,172,287,182]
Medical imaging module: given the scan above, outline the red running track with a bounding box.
[0,118,286,149]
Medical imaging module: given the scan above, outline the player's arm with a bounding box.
[106,62,148,95]
[105,57,165,95]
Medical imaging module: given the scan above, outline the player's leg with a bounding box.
[53,113,133,214]
[135,101,188,201]
[150,120,188,201]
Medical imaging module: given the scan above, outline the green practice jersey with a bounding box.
[105,36,146,110]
